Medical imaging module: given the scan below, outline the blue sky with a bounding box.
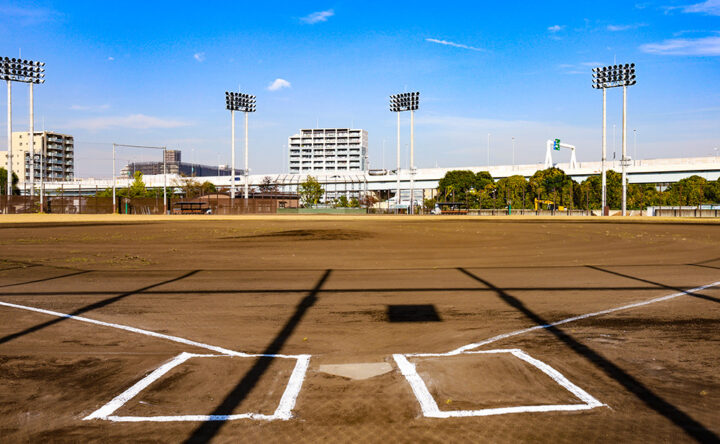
[1,0,719,177]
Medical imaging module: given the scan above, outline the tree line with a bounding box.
[434,168,720,210]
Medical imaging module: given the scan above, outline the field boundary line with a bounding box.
[428,280,720,356]
[0,300,311,422]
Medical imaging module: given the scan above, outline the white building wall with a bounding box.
[288,128,368,174]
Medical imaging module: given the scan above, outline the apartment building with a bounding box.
[0,131,74,183]
[288,128,368,174]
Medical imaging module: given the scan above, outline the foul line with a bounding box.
[0,300,310,422]
[408,280,720,357]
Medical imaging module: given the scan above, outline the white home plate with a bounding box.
[318,363,393,380]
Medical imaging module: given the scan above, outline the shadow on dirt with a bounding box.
[458,267,718,443]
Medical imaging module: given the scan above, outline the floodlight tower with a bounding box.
[592,63,636,216]
[225,91,256,200]
[389,92,419,214]
[0,57,45,200]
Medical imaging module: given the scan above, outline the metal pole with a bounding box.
[244,110,249,200]
[601,88,607,215]
[163,147,167,214]
[29,82,34,197]
[622,85,627,216]
[230,109,235,200]
[6,80,11,200]
[396,111,400,214]
[512,136,515,166]
[410,109,414,215]
[112,143,116,213]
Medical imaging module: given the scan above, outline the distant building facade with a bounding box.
[288,128,368,174]
[120,151,234,178]
[0,131,74,183]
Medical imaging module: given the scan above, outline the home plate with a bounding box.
[318,363,393,380]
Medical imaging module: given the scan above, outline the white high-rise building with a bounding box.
[0,131,74,183]
[288,128,368,174]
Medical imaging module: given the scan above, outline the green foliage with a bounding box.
[438,170,495,208]
[0,168,20,195]
[436,168,720,211]
[335,195,349,208]
[349,197,360,208]
[299,175,324,207]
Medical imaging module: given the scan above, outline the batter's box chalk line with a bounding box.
[84,352,311,422]
[393,349,605,418]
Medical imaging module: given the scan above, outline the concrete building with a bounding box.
[288,128,368,173]
[0,131,74,183]
[120,156,234,178]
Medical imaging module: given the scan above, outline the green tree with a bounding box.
[335,195,349,207]
[127,171,149,198]
[201,181,217,195]
[665,175,708,206]
[529,168,573,207]
[299,175,324,207]
[496,175,531,209]
[0,168,19,195]
[349,197,360,208]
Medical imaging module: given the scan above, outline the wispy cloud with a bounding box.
[70,104,111,112]
[607,23,647,31]
[425,38,484,52]
[107,56,114,61]
[640,35,720,55]
[193,52,206,62]
[683,0,720,15]
[300,9,334,24]
[65,114,191,131]
[0,5,59,25]
[267,78,291,91]
[558,61,604,75]
[548,25,565,33]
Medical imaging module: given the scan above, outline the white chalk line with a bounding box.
[393,349,604,418]
[417,280,720,357]
[396,280,720,418]
[0,300,310,422]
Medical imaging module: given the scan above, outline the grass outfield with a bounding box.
[0,217,718,442]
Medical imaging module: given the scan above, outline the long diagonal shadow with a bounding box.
[457,267,717,443]
[0,270,200,346]
[0,270,92,289]
[183,269,332,444]
[587,265,720,304]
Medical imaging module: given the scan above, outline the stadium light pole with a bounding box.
[0,57,44,202]
[225,91,256,202]
[592,63,636,216]
[390,91,419,214]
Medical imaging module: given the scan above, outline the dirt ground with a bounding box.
[0,215,718,443]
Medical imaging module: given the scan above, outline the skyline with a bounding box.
[1,1,719,178]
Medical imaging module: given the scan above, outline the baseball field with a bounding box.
[0,215,718,443]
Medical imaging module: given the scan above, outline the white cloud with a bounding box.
[300,9,334,24]
[70,104,111,111]
[683,0,720,15]
[193,52,206,62]
[559,61,605,75]
[65,114,191,131]
[267,78,291,91]
[607,23,646,31]
[107,56,114,61]
[640,35,720,55]
[548,25,565,33]
[425,38,484,52]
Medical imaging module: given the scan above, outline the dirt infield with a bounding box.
[0,216,718,442]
